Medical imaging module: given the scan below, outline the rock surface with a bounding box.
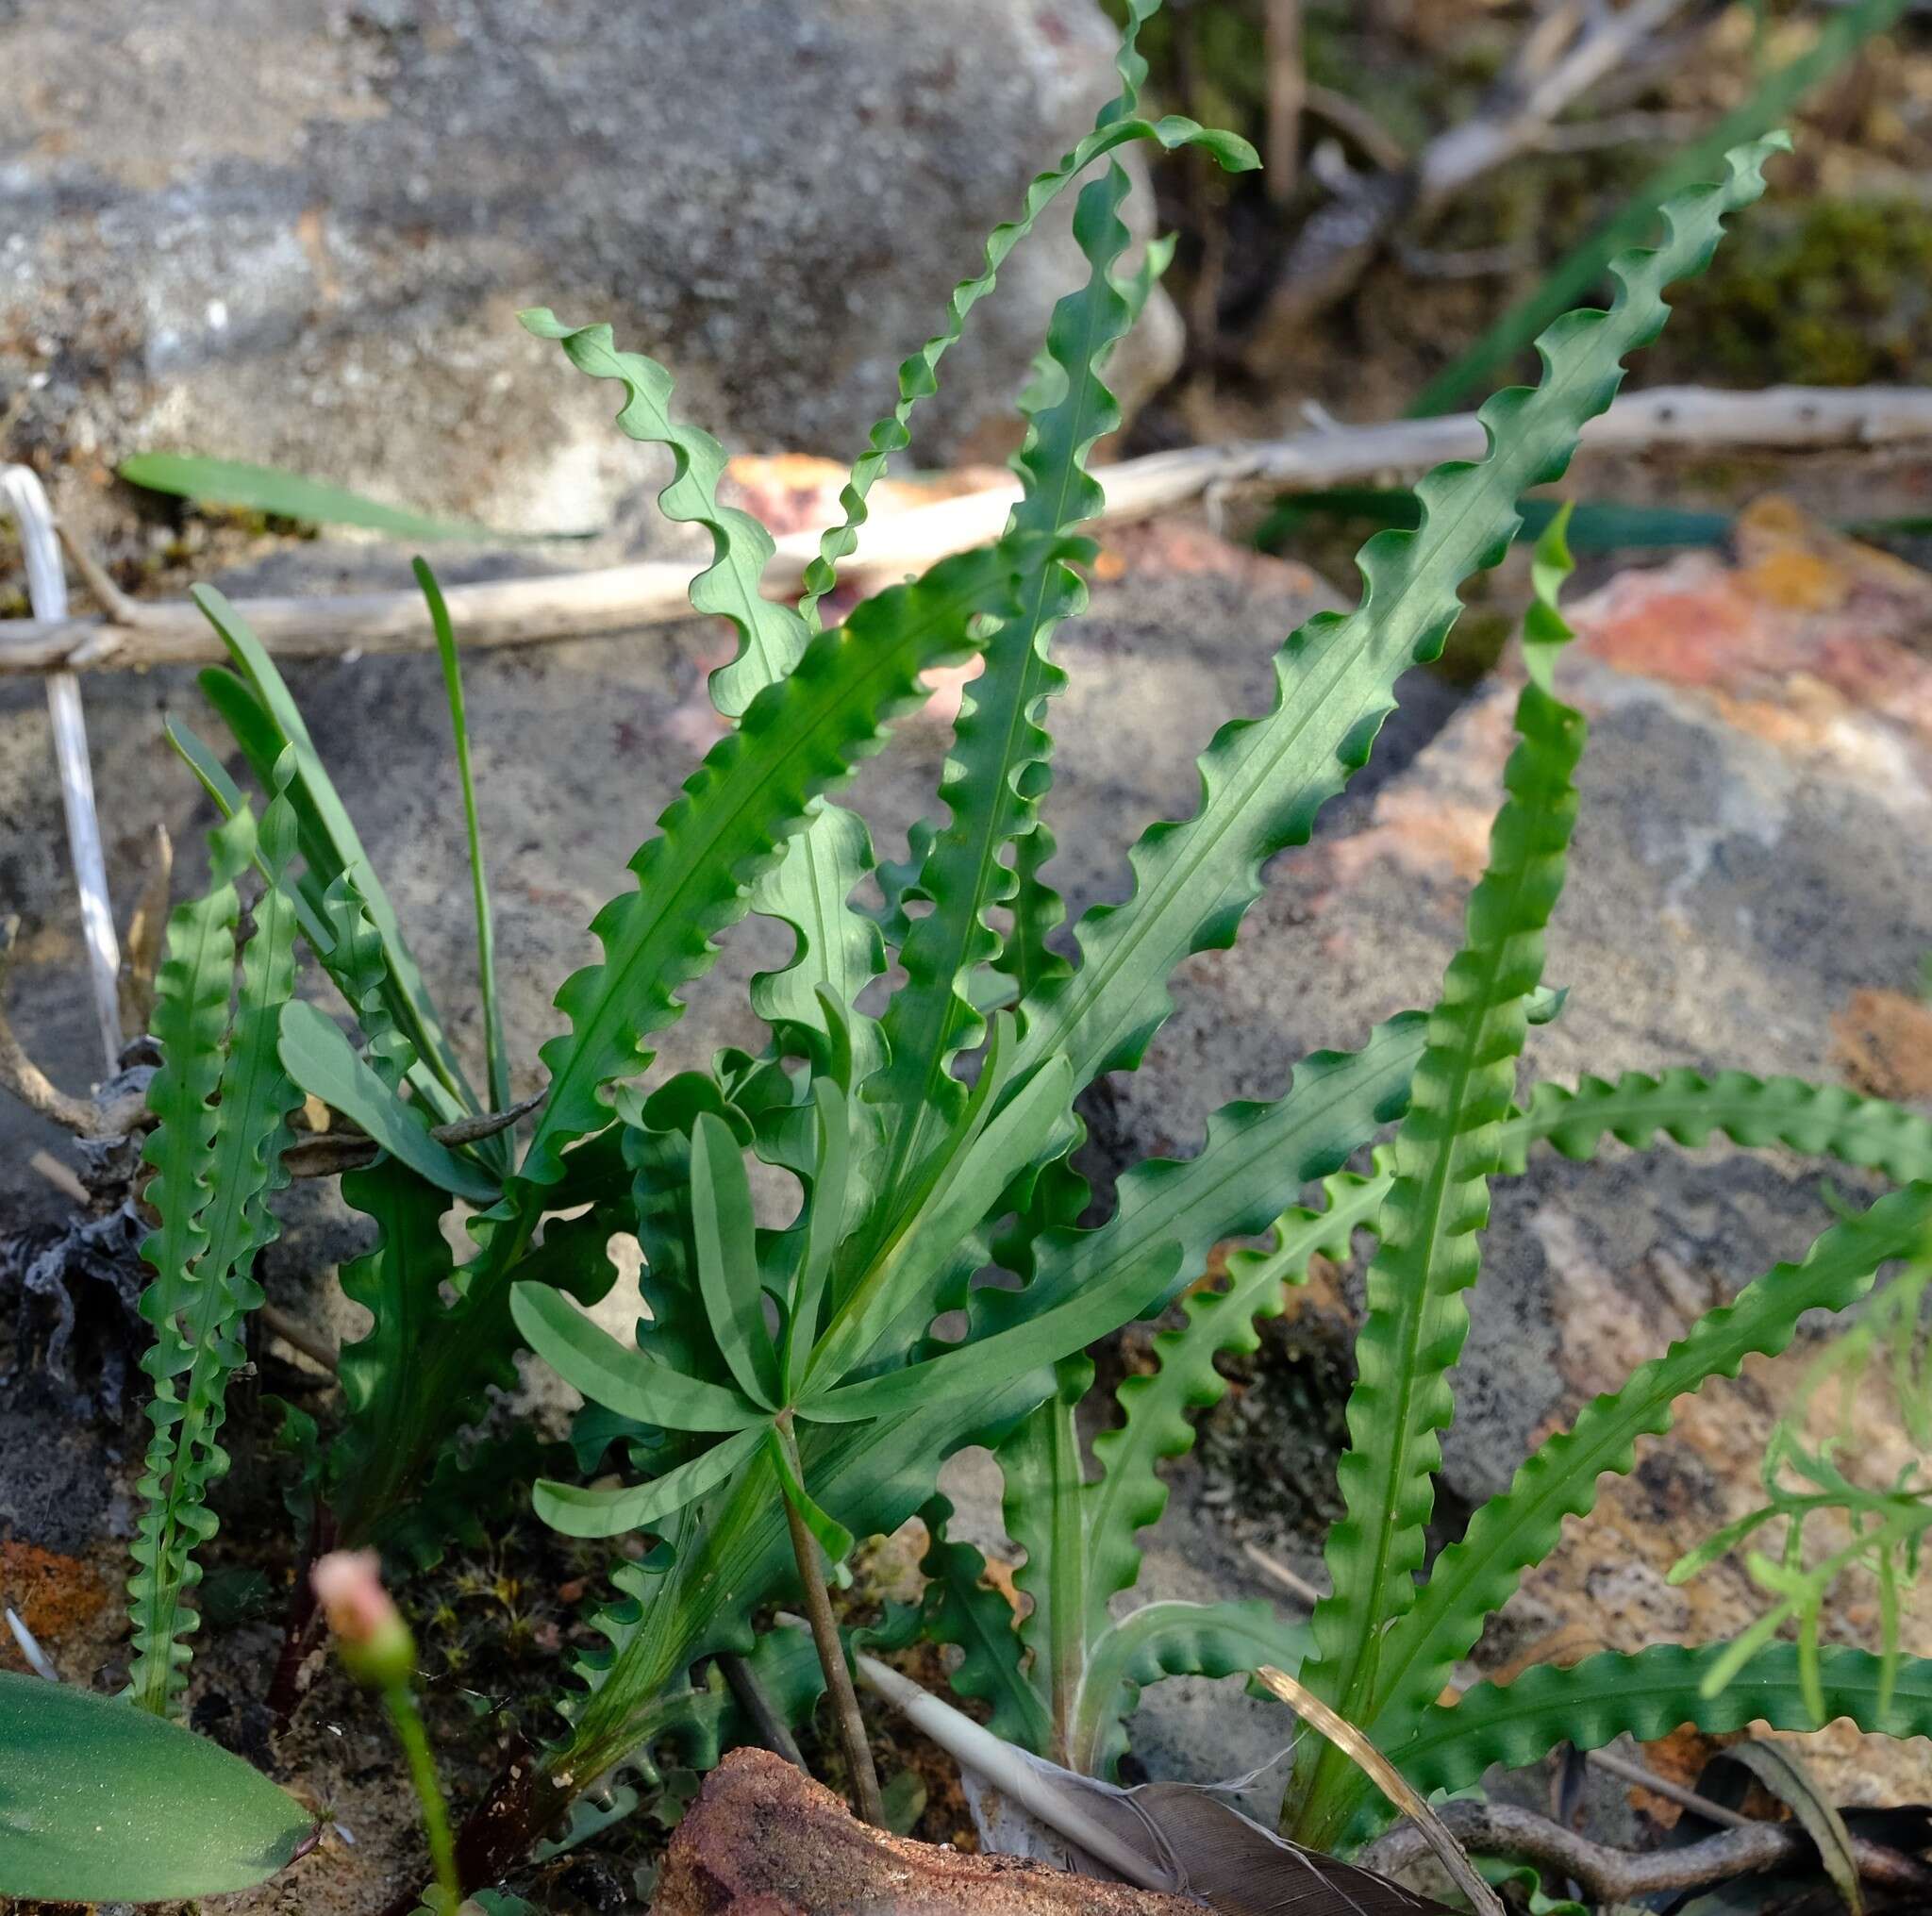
[649,1746,1203,1915]
[1,0,1180,532]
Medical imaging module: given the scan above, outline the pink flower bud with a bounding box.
[312,1549,415,1690]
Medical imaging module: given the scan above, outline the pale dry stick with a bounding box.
[27,1149,88,1205]
[1,466,122,1066]
[258,1302,340,1375]
[117,824,174,1040]
[1264,0,1304,203]
[0,915,121,1137]
[9,384,1932,675]
[279,1092,543,1179]
[1241,1539,1324,1608]
[1252,1665,1507,1916]
[1302,84,1409,174]
[1585,1742,1750,1826]
[1417,0,1699,205]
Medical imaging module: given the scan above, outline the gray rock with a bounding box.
[1,0,1180,531]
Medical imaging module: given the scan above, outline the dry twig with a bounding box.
[7,385,1928,676]
[0,914,124,1137]
[1243,0,1714,356]
[1360,1798,1932,1902]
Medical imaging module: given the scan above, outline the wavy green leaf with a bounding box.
[520,307,885,1091]
[1302,515,1588,1789]
[795,0,1255,625]
[125,809,249,1714]
[1383,1644,1932,1799]
[1084,1164,1391,1645]
[862,158,1142,1251]
[1295,1180,1932,1847]
[1499,1070,1932,1182]
[1003,137,1786,1110]
[917,1496,1052,1752]
[1077,1598,1313,1781]
[514,541,1034,1196]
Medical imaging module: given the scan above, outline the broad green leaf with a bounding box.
[690,1111,781,1409]
[120,450,549,541]
[555,1370,1047,1784]
[1382,1644,1932,1801]
[535,1423,768,1541]
[786,1076,852,1400]
[510,1284,761,1433]
[0,1674,314,1901]
[1002,137,1786,1113]
[1299,514,1588,1798]
[276,999,498,1203]
[129,779,303,1715]
[1297,1180,1932,1848]
[810,1043,1075,1386]
[420,558,512,1124]
[807,1242,1179,1423]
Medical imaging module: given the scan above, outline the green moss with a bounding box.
[1660,196,1932,387]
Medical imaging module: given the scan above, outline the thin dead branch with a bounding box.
[1243,0,1714,357]
[1302,84,1408,175]
[117,823,173,1040]
[1240,1540,1324,1608]
[1264,0,1304,203]
[279,1091,543,1179]
[257,1302,340,1375]
[1360,1798,1932,1902]
[0,914,119,1137]
[7,384,1929,675]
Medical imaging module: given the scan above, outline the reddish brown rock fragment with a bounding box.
[650,1747,1203,1915]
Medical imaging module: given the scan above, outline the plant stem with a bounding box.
[776,1420,884,1826]
[384,1681,461,1915]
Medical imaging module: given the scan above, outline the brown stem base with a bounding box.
[777,1426,884,1828]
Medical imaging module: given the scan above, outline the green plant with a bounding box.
[0,1672,314,1901]
[96,0,1932,1902]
